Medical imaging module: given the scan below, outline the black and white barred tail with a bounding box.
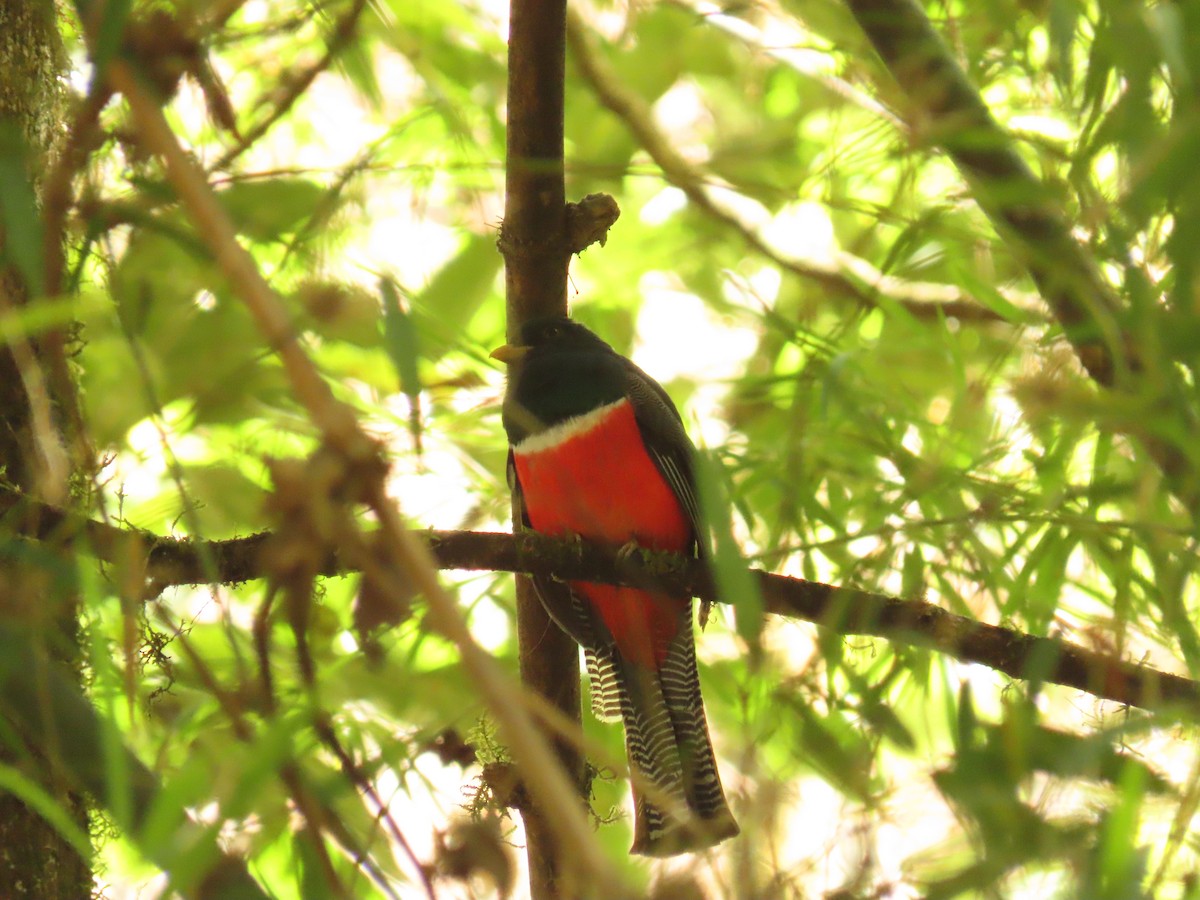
[587,608,738,856]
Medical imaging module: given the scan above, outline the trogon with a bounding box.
[492,315,739,856]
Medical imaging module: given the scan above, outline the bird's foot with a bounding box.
[568,530,587,558]
[615,539,644,565]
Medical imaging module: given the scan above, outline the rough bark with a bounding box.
[0,2,92,896]
[501,1,584,897]
[51,512,1190,718]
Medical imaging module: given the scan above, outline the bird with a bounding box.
[492,315,738,857]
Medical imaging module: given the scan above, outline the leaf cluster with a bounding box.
[2,0,1199,897]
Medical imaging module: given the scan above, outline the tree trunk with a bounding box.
[502,0,586,897]
[0,3,92,896]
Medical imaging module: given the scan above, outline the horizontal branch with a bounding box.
[1,485,1194,716]
[173,528,1200,714]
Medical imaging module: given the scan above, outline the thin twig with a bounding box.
[209,0,369,172]
[0,294,69,504]
[312,713,436,900]
[42,83,111,298]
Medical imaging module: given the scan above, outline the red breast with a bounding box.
[513,398,691,668]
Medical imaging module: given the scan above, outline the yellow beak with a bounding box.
[490,343,529,364]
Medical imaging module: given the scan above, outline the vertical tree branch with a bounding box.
[0,2,93,895]
[502,1,583,897]
[504,0,570,321]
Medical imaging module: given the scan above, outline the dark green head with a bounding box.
[492,316,628,443]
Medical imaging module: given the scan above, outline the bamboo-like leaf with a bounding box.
[0,123,43,297]
[694,449,763,648]
[381,277,423,453]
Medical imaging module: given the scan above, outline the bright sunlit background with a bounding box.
[27,0,1200,897]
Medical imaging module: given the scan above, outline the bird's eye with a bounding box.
[546,325,562,338]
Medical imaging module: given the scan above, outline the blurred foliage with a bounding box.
[5,0,1200,896]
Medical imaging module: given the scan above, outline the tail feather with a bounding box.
[600,607,738,856]
[659,617,733,821]
[585,647,623,723]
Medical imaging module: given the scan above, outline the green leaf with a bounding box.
[92,0,133,77]
[792,701,873,800]
[944,255,1036,324]
[694,450,763,648]
[0,763,92,859]
[411,231,501,360]
[110,228,210,338]
[293,281,382,348]
[0,294,84,339]
[217,178,326,243]
[900,545,926,599]
[1048,0,1079,86]
[380,277,421,400]
[178,464,269,534]
[381,277,424,452]
[955,681,978,752]
[1092,762,1150,900]
[858,696,916,751]
[0,623,269,898]
[0,123,44,297]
